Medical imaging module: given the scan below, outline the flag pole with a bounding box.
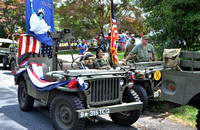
[110,0,113,49]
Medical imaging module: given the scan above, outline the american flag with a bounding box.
[110,0,119,65]
[18,35,41,57]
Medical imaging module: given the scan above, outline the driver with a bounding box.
[123,35,157,63]
[94,49,111,70]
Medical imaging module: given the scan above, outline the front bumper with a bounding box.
[77,102,143,118]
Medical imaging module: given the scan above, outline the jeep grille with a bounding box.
[90,78,120,105]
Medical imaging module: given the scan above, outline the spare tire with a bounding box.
[17,53,32,66]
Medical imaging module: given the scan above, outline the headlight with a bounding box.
[119,79,125,86]
[84,81,90,89]
[146,73,152,79]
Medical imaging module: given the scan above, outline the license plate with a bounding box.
[79,108,110,118]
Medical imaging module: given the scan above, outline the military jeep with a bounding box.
[161,49,200,129]
[12,29,143,130]
[122,60,163,111]
[0,38,17,70]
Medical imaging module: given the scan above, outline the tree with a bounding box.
[0,0,25,38]
[136,0,200,51]
[54,0,145,39]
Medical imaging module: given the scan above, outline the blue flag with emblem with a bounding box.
[25,0,55,46]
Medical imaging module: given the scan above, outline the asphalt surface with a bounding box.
[0,66,196,130]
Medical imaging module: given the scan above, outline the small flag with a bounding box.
[68,78,78,89]
[130,72,135,83]
[77,77,86,91]
[141,33,144,38]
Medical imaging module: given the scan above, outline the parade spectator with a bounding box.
[106,33,111,50]
[106,33,111,40]
[94,49,111,70]
[95,35,100,46]
[125,33,130,49]
[119,30,126,52]
[77,39,88,55]
[124,38,135,59]
[123,35,157,63]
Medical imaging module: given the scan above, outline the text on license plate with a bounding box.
[80,108,110,118]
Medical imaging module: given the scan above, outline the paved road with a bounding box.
[0,67,196,130]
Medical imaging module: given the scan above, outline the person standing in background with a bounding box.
[77,39,88,55]
[124,38,135,59]
[119,30,126,52]
[125,33,130,49]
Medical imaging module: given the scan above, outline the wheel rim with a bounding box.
[55,102,73,128]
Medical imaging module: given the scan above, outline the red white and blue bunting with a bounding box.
[14,66,86,92]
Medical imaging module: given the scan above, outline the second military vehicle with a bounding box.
[0,38,17,71]
[161,49,200,129]
[122,60,163,111]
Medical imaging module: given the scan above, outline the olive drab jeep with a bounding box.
[161,49,200,129]
[0,38,17,71]
[122,60,163,111]
[12,29,143,130]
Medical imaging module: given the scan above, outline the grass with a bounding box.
[147,101,198,128]
[168,105,198,127]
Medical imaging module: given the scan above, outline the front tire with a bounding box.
[132,84,148,111]
[110,88,141,126]
[50,94,85,130]
[18,80,34,111]
[196,109,200,130]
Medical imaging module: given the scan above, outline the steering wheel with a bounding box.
[71,56,86,69]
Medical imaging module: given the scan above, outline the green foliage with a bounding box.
[136,0,200,51]
[54,0,145,39]
[0,1,25,38]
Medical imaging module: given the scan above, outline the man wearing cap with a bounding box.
[123,35,157,63]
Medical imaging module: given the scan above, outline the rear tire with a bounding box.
[196,110,200,130]
[2,57,7,69]
[18,80,34,111]
[50,94,85,130]
[10,60,16,73]
[110,88,141,126]
[132,84,148,111]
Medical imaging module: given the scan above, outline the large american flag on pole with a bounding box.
[110,0,119,65]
